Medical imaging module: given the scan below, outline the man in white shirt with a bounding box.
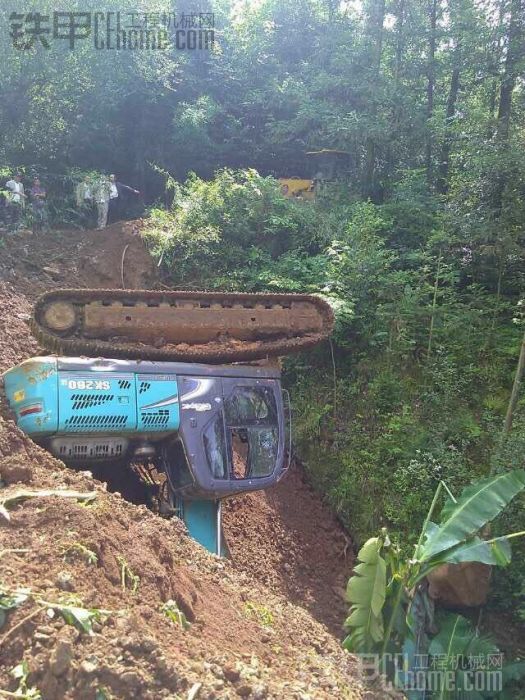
[5,173,26,230]
[75,175,95,228]
[93,175,111,230]
[108,174,140,225]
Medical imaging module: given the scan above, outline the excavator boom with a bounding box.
[32,289,334,363]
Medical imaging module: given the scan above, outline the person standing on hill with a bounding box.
[30,177,48,233]
[5,173,26,231]
[108,174,140,225]
[93,174,111,230]
[76,175,95,228]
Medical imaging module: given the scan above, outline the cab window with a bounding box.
[203,416,227,479]
[225,387,278,479]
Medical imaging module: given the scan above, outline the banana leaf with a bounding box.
[420,471,525,561]
[343,537,386,651]
[428,535,512,567]
[429,615,480,700]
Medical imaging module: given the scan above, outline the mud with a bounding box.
[0,222,155,297]
[0,224,368,699]
[222,466,353,636]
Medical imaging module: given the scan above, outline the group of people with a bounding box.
[3,173,48,232]
[76,174,140,230]
[1,171,141,233]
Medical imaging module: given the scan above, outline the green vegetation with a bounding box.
[143,166,525,615]
[116,556,140,594]
[161,600,191,630]
[4,662,42,700]
[61,542,98,567]
[0,583,110,638]
[243,601,275,628]
[343,472,525,696]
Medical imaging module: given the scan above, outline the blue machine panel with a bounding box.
[136,374,180,432]
[3,358,58,435]
[182,499,221,555]
[57,372,137,433]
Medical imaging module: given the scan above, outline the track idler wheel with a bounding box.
[42,301,78,334]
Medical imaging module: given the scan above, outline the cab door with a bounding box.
[221,378,284,483]
[176,375,285,499]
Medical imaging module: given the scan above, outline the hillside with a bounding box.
[0,224,367,700]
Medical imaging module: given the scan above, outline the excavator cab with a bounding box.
[159,369,290,500]
[3,356,291,554]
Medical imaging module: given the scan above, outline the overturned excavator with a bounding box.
[4,289,333,554]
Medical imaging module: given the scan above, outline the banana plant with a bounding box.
[343,469,525,696]
[427,614,525,700]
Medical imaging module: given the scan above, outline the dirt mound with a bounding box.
[0,284,39,371]
[0,225,367,699]
[0,419,364,699]
[222,467,353,636]
[0,221,155,297]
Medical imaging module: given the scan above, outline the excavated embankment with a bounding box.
[0,223,367,700]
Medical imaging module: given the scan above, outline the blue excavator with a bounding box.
[3,289,333,554]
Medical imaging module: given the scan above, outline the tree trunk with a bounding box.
[395,0,406,85]
[496,0,523,144]
[492,0,523,214]
[363,0,386,201]
[486,2,506,138]
[504,329,525,434]
[425,0,438,186]
[436,40,461,194]
[384,0,406,183]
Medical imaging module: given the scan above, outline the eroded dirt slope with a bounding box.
[0,225,365,700]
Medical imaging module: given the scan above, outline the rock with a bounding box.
[210,664,224,679]
[80,659,98,675]
[252,684,268,699]
[223,666,240,683]
[50,639,73,676]
[236,685,253,698]
[55,571,75,592]
[120,670,143,688]
[42,265,61,276]
[33,632,52,644]
[428,562,491,607]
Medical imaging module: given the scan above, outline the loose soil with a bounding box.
[0,224,371,700]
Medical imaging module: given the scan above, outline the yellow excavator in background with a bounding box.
[278,149,350,201]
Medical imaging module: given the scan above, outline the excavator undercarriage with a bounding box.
[32,289,333,363]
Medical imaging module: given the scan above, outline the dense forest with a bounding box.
[1,0,524,688]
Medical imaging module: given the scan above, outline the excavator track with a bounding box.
[31,289,334,363]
